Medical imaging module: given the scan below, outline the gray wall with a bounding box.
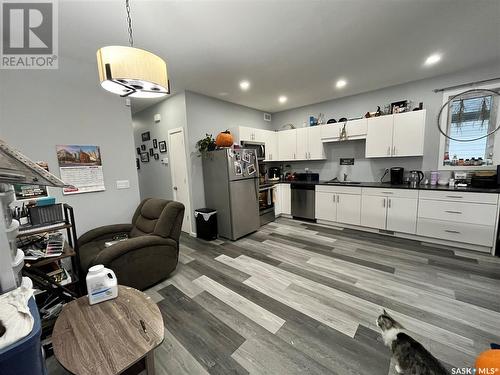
[132,93,188,200]
[271,62,500,181]
[184,90,272,219]
[132,90,273,233]
[0,57,141,235]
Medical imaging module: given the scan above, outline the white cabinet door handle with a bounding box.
[337,195,339,203]
[333,194,336,203]
[387,146,390,156]
[393,146,396,155]
[446,195,463,199]
[445,210,462,214]
[445,229,460,234]
[388,198,391,208]
[382,198,386,208]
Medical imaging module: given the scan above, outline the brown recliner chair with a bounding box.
[78,198,185,290]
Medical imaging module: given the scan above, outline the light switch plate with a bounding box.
[161,158,168,165]
[116,180,130,189]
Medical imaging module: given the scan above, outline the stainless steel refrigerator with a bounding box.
[202,149,260,240]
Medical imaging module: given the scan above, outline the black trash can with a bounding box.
[195,208,218,240]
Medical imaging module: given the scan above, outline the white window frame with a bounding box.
[438,82,500,171]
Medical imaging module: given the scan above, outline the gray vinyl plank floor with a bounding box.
[47,217,500,374]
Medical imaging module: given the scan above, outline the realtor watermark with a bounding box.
[1,0,58,69]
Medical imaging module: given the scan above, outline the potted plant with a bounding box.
[196,133,216,156]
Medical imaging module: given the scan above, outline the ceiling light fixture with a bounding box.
[96,0,169,98]
[278,96,287,104]
[424,53,442,66]
[239,80,250,91]
[336,79,347,89]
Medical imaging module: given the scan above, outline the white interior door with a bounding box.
[168,128,192,234]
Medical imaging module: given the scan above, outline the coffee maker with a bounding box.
[390,167,404,185]
[268,167,281,182]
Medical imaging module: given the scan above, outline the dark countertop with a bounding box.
[274,180,500,194]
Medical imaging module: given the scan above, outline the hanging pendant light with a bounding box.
[96,0,169,98]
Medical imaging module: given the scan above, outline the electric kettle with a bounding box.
[409,170,424,188]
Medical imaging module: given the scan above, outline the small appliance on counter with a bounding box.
[408,170,424,188]
[390,167,404,185]
[291,173,319,221]
[268,167,281,182]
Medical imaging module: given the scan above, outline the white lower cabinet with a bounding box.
[337,193,361,225]
[315,186,361,225]
[360,195,387,229]
[315,191,337,222]
[360,188,418,234]
[386,196,418,234]
[417,192,499,249]
[280,184,291,215]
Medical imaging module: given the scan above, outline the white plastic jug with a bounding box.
[86,265,118,305]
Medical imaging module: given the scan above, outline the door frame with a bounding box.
[167,127,193,235]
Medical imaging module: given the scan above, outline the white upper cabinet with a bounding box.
[365,116,394,158]
[320,123,341,141]
[237,127,257,142]
[321,119,367,142]
[392,110,425,157]
[264,131,278,161]
[307,126,325,159]
[277,127,325,161]
[278,129,297,160]
[365,110,426,158]
[296,128,309,160]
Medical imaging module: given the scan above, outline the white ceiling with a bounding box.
[59,0,500,113]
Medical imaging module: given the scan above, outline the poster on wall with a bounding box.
[13,161,50,200]
[56,145,105,195]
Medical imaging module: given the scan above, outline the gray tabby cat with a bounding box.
[376,309,449,375]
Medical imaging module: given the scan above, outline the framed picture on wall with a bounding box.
[136,158,140,169]
[141,144,146,151]
[154,153,159,160]
[159,141,167,153]
[153,139,158,148]
[140,152,149,162]
[141,131,151,141]
[136,147,141,155]
[149,148,154,156]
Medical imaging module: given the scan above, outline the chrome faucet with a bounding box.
[343,173,348,182]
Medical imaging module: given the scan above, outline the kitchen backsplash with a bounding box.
[266,141,442,182]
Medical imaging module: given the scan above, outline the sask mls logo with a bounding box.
[1,0,58,69]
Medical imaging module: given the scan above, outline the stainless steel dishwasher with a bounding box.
[291,183,316,220]
[290,173,319,220]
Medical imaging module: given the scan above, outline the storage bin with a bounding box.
[195,208,218,241]
[11,249,24,287]
[0,187,15,227]
[5,219,19,261]
[0,297,46,375]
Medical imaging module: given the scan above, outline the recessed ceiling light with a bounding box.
[424,53,442,66]
[239,80,250,91]
[278,95,287,104]
[336,79,347,89]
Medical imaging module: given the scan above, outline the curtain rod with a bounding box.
[433,77,500,93]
